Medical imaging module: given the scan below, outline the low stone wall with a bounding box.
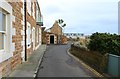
[70,44,108,74]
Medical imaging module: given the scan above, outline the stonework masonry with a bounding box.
[44,21,67,45]
[51,21,62,35]
[0,0,42,78]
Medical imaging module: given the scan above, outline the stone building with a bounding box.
[0,0,43,77]
[44,21,67,44]
[50,21,62,35]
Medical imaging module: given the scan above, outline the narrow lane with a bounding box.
[36,44,93,77]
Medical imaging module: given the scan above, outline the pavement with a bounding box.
[8,44,46,78]
[6,43,102,78]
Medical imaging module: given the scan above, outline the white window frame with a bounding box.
[0,0,12,63]
[27,0,31,15]
[0,10,7,51]
[36,28,39,43]
[32,2,35,19]
[39,28,41,45]
[27,22,31,48]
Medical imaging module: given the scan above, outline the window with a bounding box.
[39,28,41,44]
[27,1,31,15]
[0,10,6,50]
[0,0,12,63]
[27,25,31,47]
[36,28,39,43]
[32,2,35,19]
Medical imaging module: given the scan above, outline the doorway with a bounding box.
[50,35,54,44]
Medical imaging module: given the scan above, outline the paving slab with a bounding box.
[8,45,46,77]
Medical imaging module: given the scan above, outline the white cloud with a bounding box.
[38,0,119,34]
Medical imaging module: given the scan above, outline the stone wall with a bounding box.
[51,21,62,35]
[0,1,23,77]
[0,0,42,77]
[9,1,23,71]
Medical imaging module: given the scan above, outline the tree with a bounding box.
[58,19,64,24]
[62,24,66,28]
[57,19,66,35]
[57,19,66,28]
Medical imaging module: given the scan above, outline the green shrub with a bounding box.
[87,32,120,56]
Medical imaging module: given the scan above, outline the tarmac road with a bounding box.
[36,43,94,77]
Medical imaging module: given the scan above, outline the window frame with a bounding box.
[27,22,31,48]
[36,28,39,43]
[32,2,35,19]
[27,0,31,15]
[0,0,13,63]
[0,9,7,51]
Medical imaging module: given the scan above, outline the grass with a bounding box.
[70,45,108,75]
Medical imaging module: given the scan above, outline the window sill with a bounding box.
[0,50,12,63]
[0,49,5,52]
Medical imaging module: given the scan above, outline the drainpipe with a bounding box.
[24,0,27,61]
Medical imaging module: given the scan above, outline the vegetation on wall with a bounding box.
[70,32,120,74]
[70,44,108,73]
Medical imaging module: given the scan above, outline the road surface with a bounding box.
[36,44,95,77]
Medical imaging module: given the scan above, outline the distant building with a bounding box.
[64,33,85,39]
[50,21,62,35]
[44,21,67,44]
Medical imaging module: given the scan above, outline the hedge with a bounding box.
[87,32,120,56]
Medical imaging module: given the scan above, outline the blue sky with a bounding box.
[38,0,119,35]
